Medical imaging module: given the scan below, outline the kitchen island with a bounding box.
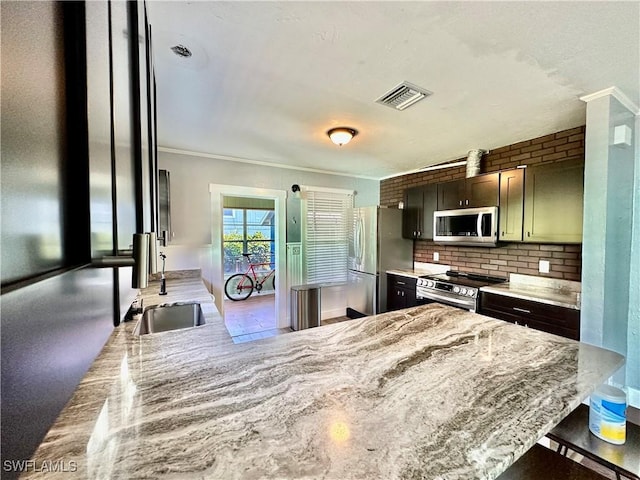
[25,275,623,479]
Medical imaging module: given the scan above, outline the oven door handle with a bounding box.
[418,291,474,307]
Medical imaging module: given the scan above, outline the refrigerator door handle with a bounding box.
[355,215,364,264]
[359,215,365,262]
[356,216,360,262]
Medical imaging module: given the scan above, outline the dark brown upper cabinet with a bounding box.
[523,159,584,243]
[437,173,499,210]
[402,184,437,239]
[498,168,525,241]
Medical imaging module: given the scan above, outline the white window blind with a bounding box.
[302,187,354,284]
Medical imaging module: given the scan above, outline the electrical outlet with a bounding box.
[433,252,440,262]
[539,260,550,273]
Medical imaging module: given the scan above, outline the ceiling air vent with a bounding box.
[375,81,432,111]
[171,44,192,58]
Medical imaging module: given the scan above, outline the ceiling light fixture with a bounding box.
[327,127,358,146]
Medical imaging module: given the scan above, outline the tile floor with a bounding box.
[223,293,351,344]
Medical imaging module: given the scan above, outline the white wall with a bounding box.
[157,149,380,321]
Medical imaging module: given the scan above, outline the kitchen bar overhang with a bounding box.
[25,290,624,480]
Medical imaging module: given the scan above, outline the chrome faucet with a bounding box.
[159,252,167,295]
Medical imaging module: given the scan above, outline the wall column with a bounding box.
[627,111,640,406]
[581,87,639,405]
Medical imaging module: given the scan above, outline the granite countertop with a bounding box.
[136,269,230,343]
[480,274,581,310]
[387,263,450,279]
[25,278,622,479]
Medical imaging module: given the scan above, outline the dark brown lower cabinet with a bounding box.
[480,292,580,340]
[387,274,417,311]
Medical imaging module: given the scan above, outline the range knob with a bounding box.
[428,280,435,287]
[468,290,476,297]
[453,286,460,293]
[460,288,467,295]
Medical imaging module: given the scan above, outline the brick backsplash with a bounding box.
[414,241,582,281]
[380,126,585,281]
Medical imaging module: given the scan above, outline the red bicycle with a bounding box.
[224,253,276,301]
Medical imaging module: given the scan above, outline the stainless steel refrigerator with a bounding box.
[347,207,413,317]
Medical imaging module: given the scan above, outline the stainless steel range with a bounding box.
[416,270,507,312]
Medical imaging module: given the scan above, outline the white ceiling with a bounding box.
[147,1,639,180]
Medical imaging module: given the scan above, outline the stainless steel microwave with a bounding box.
[433,206,498,246]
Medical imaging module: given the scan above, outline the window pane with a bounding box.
[223,207,274,278]
[223,226,243,236]
[223,240,245,274]
[303,190,353,283]
[247,225,272,239]
[246,209,273,225]
[247,240,274,264]
[224,208,243,225]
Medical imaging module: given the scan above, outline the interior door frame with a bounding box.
[209,184,288,328]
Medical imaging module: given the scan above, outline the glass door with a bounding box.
[223,202,275,291]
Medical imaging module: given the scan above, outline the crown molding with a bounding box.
[580,87,640,115]
[157,147,380,181]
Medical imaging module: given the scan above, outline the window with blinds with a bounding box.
[302,188,354,284]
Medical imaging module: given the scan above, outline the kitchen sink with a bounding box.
[134,302,206,335]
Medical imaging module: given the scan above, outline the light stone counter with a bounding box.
[25,289,622,479]
[387,262,450,279]
[480,273,581,310]
[136,269,230,343]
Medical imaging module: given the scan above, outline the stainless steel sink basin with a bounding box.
[135,302,205,335]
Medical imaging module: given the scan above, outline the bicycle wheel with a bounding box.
[224,274,254,301]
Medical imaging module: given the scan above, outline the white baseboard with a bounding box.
[322,307,346,320]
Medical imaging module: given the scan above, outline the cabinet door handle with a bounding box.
[397,281,406,285]
[459,200,463,206]
[417,231,421,237]
[502,231,505,236]
[465,199,469,206]
[527,232,531,237]
[513,307,531,314]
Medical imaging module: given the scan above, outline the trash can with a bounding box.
[290,284,321,331]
